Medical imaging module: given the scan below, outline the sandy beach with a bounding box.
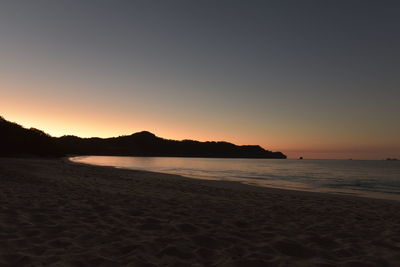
[1,157,399,266]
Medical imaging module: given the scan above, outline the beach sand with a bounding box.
[0,157,399,266]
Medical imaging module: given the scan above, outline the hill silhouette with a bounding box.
[0,116,61,156]
[0,117,286,159]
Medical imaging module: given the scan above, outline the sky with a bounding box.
[1,0,399,159]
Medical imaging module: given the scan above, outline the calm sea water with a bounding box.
[70,156,400,200]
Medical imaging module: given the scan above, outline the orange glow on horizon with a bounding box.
[2,111,398,160]
[2,82,399,161]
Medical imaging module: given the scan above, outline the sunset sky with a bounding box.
[1,1,399,159]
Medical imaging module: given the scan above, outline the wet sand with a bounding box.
[0,157,399,266]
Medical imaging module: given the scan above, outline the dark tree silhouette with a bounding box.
[0,117,286,159]
[0,117,61,156]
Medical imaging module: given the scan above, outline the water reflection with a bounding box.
[70,156,400,200]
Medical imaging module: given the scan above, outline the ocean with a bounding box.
[70,156,400,200]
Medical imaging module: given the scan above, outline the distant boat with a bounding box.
[386,158,398,161]
[299,157,303,160]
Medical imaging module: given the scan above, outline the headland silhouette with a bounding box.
[0,116,286,159]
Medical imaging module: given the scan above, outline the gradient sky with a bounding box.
[1,0,399,159]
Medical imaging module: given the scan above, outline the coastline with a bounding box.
[68,156,400,202]
[1,157,400,266]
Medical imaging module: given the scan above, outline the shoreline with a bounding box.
[1,157,400,266]
[68,156,400,202]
